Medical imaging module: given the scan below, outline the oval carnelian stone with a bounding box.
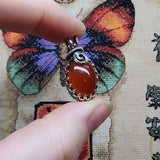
[66,58,97,98]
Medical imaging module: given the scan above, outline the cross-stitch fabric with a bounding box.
[0,0,160,159]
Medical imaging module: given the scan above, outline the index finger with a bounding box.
[0,0,85,43]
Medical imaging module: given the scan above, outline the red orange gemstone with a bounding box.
[66,58,97,100]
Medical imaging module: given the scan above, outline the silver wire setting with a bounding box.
[64,37,98,101]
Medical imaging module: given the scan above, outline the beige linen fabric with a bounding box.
[0,0,160,159]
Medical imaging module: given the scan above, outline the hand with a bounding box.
[0,98,112,160]
[0,0,112,159]
[0,0,85,43]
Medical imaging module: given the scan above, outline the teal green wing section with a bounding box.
[7,48,59,95]
[84,46,125,94]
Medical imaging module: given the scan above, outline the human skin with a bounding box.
[0,0,85,43]
[0,0,112,159]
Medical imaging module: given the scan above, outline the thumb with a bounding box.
[0,97,112,160]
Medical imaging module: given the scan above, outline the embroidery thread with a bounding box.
[152,152,160,160]
[146,117,160,141]
[152,33,160,62]
[146,85,160,110]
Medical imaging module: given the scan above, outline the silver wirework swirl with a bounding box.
[73,51,88,64]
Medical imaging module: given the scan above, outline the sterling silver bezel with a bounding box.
[64,37,98,101]
[64,56,98,101]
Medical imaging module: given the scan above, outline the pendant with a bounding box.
[64,37,98,101]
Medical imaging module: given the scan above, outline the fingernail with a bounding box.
[88,99,112,133]
[104,99,113,111]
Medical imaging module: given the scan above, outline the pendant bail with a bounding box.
[65,36,84,60]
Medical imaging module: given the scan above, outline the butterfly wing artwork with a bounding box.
[3,0,135,97]
[3,31,59,94]
[79,0,135,94]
